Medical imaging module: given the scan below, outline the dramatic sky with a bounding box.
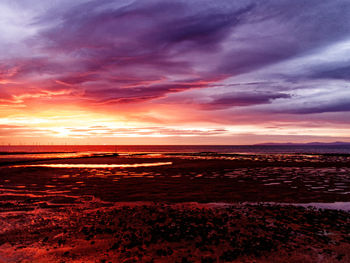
[1,0,350,144]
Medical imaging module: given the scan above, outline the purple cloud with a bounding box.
[1,0,350,135]
[202,92,291,110]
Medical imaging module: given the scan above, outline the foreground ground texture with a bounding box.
[0,153,349,262]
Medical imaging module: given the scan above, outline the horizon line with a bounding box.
[1,142,350,147]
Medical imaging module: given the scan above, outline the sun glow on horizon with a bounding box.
[1,107,350,145]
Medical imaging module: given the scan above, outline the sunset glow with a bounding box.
[1,0,350,144]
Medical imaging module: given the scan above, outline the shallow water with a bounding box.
[2,144,350,154]
[11,162,172,168]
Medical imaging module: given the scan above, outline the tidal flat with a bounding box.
[0,153,349,262]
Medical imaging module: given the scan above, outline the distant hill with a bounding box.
[255,141,350,146]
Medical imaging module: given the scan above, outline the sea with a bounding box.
[1,145,350,154]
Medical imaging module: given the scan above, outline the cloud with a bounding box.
[24,0,350,109]
[202,92,291,110]
[282,100,350,114]
[0,124,229,138]
[1,0,350,143]
[0,124,49,137]
[67,126,229,137]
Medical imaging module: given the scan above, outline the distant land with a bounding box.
[255,141,350,146]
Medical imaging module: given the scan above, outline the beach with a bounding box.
[2,0,350,261]
[0,152,349,262]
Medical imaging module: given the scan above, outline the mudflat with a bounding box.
[0,153,349,262]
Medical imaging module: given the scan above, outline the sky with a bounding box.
[1,0,350,145]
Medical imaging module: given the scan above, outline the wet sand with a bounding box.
[0,153,349,262]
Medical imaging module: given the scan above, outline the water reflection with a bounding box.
[11,162,172,168]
